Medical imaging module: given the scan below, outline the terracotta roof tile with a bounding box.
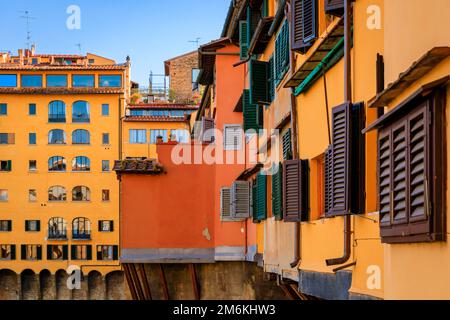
[0,64,126,71]
[128,103,199,110]
[124,116,188,122]
[0,87,124,95]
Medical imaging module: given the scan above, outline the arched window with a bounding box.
[72,186,91,202]
[48,186,67,202]
[72,156,91,172]
[48,129,66,145]
[48,101,66,123]
[72,218,91,239]
[48,156,66,171]
[72,129,90,145]
[72,101,90,123]
[48,217,67,239]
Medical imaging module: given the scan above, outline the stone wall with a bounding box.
[167,51,198,103]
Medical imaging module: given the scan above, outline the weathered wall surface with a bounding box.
[0,269,129,300]
[167,51,198,103]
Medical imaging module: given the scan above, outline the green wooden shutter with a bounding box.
[252,181,258,222]
[63,245,68,260]
[239,21,249,61]
[7,220,12,231]
[47,245,52,260]
[87,245,92,260]
[268,56,275,102]
[243,89,259,132]
[71,245,76,260]
[256,173,267,221]
[10,245,16,260]
[113,246,119,261]
[272,163,283,220]
[275,21,290,86]
[110,221,114,232]
[36,220,41,232]
[283,129,293,160]
[21,245,26,260]
[250,59,269,105]
[7,160,12,171]
[37,246,42,260]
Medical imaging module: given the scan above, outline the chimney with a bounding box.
[31,44,36,56]
[156,136,164,144]
[18,49,24,65]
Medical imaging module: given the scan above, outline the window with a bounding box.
[0,245,15,260]
[47,245,68,261]
[192,69,200,91]
[72,101,90,123]
[72,156,90,172]
[29,103,36,115]
[71,245,92,260]
[242,90,260,133]
[282,129,293,160]
[170,110,185,117]
[150,130,168,144]
[0,103,7,115]
[32,58,38,65]
[0,160,12,172]
[171,129,190,144]
[25,220,40,232]
[99,75,122,88]
[72,129,90,144]
[102,133,110,145]
[129,129,147,144]
[46,75,68,87]
[97,245,118,261]
[48,101,66,123]
[48,156,66,172]
[224,125,242,150]
[72,218,91,239]
[21,75,43,87]
[48,129,66,145]
[29,189,37,202]
[283,160,309,222]
[21,245,42,261]
[249,59,270,105]
[0,190,8,201]
[72,186,91,202]
[29,160,37,172]
[102,104,109,116]
[291,0,318,52]
[102,190,110,202]
[102,160,110,172]
[48,217,67,239]
[48,186,67,202]
[0,74,17,87]
[99,220,114,232]
[275,20,290,86]
[0,220,12,232]
[29,133,37,145]
[88,59,95,64]
[72,75,95,87]
[0,133,15,144]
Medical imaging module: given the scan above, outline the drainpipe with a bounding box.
[326,0,352,267]
[285,1,301,268]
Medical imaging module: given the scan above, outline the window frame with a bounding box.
[46,75,68,88]
[72,74,95,88]
[21,74,43,88]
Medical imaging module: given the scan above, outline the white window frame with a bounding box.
[224,124,243,151]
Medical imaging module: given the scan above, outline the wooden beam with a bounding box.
[189,264,200,300]
[158,264,169,300]
[123,264,138,300]
[129,263,145,300]
[139,264,152,300]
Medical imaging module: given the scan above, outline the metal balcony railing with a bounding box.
[48,230,67,240]
[48,114,66,123]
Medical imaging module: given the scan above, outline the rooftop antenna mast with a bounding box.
[188,38,201,48]
[20,10,37,50]
[76,43,82,54]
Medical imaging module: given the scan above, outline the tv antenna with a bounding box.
[76,43,82,54]
[188,38,201,48]
[20,10,37,50]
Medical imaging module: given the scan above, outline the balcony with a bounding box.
[72,114,90,123]
[72,232,91,240]
[48,230,67,240]
[49,114,66,123]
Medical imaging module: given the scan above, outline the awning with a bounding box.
[368,47,450,109]
[363,76,449,134]
[197,38,232,85]
[285,17,345,88]
[236,163,263,181]
[248,17,275,55]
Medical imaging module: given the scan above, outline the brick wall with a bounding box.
[167,51,199,103]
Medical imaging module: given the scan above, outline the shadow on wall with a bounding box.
[0,269,130,300]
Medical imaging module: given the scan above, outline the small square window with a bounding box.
[25,220,40,232]
[0,220,12,232]
[102,190,110,202]
[102,133,110,145]
[102,160,110,172]
[99,220,114,232]
[29,189,37,202]
[97,245,117,261]
[29,160,37,172]
[0,160,12,172]
[0,245,14,260]
[0,189,8,201]
[29,104,36,115]
[29,133,37,145]
[102,104,109,116]
[0,104,7,115]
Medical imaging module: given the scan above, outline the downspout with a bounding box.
[326,0,352,267]
[285,0,301,268]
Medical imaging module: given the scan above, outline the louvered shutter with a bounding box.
[325,0,345,16]
[291,0,305,51]
[275,21,290,85]
[7,160,12,171]
[282,129,293,160]
[231,181,251,219]
[113,246,119,260]
[201,117,215,143]
[250,60,269,105]
[302,0,317,43]
[62,245,68,260]
[36,220,41,232]
[243,89,259,132]
[7,220,12,231]
[86,245,92,260]
[239,21,249,61]
[97,246,102,261]
[37,246,42,260]
[247,5,261,41]
[378,129,391,227]
[252,181,258,222]
[268,56,275,102]
[21,245,26,260]
[71,245,76,260]
[220,187,232,221]
[224,125,242,151]
[256,173,267,221]
[272,163,283,220]
[283,160,309,222]
[10,245,16,260]
[47,245,52,260]
[330,103,350,216]
[324,146,334,217]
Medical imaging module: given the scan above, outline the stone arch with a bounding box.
[88,271,105,300]
[0,269,19,300]
[56,269,72,300]
[40,269,56,300]
[72,271,88,300]
[21,269,40,300]
[105,271,126,300]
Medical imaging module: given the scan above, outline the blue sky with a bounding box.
[0,0,230,86]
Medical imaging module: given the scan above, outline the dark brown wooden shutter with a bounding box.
[325,0,345,16]
[283,159,309,222]
[324,146,334,216]
[378,129,392,227]
[302,0,317,43]
[201,117,215,143]
[291,0,305,51]
[391,122,408,224]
